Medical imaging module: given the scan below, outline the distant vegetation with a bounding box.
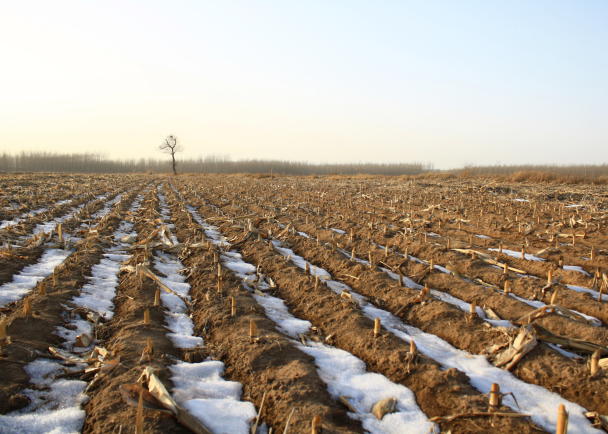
[0,151,433,176]
[1,151,607,181]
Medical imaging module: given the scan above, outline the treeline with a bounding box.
[451,163,608,178]
[1,151,607,179]
[0,151,433,175]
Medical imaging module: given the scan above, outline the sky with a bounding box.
[1,1,607,170]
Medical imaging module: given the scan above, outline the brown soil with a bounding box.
[171,173,608,432]
[176,185,544,434]
[4,174,608,434]
[0,185,143,414]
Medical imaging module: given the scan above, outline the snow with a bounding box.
[300,342,436,434]
[0,248,73,306]
[547,343,582,360]
[70,256,126,319]
[0,359,87,434]
[163,185,259,432]
[563,265,590,276]
[185,201,437,434]
[252,293,312,337]
[281,230,600,433]
[0,189,146,433]
[509,293,601,326]
[566,284,602,301]
[69,192,144,320]
[0,201,62,229]
[364,305,599,434]
[171,361,257,434]
[489,248,545,262]
[155,191,203,349]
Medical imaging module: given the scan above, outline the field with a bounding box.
[1,173,607,434]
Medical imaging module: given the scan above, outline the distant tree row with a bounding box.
[0,151,433,175]
[1,150,607,178]
[449,163,608,179]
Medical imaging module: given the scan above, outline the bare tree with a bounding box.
[158,135,183,175]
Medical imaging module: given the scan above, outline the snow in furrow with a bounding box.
[31,194,109,236]
[364,237,602,327]
[0,249,73,307]
[0,190,144,434]
[562,265,590,276]
[183,201,438,434]
[489,248,545,262]
[0,190,130,307]
[310,227,514,328]
[156,185,256,434]
[68,191,145,320]
[0,199,72,229]
[268,230,600,433]
[565,284,602,301]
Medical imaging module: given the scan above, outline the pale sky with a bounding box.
[1,1,607,169]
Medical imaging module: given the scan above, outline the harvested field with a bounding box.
[2,173,608,433]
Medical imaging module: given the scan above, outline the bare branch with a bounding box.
[157,135,183,175]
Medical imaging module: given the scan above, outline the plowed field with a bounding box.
[2,173,607,434]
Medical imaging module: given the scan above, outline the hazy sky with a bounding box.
[1,1,607,169]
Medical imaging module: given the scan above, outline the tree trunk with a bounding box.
[172,153,177,175]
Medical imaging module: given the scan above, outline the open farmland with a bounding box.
[1,173,608,434]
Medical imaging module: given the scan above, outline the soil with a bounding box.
[4,173,608,434]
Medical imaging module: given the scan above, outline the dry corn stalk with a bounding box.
[139,338,154,364]
[534,323,608,355]
[311,415,322,434]
[489,383,500,411]
[266,366,275,383]
[144,309,150,325]
[231,297,236,317]
[551,289,559,305]
[374,317,381,338]
[74,333,92,348]
[584,412,608,431]
[39,281,46,296]
[0,316,7,344]
[154,289,161,307]
[136,390,144,434]
[494,324,537,370]
[23,298,32,315]
[340,396,357,413]
[590,349,600,376]
[466,300,477,322]
[137,266,193,310]
[119,383,172,414]
[127,368,214,434]
[250,319,258,342]
[371,397,397,420]
[556,404,569,434]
